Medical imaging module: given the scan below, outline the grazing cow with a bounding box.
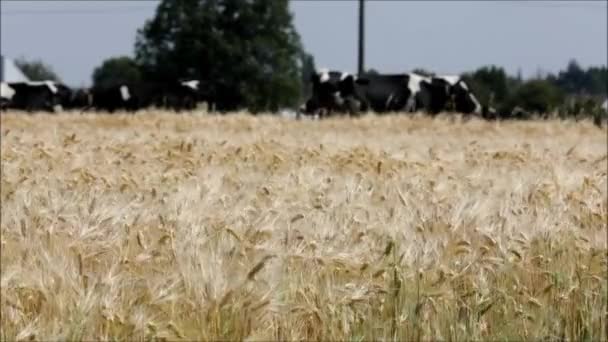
[421,76,482,115]
[162,80,201,112]
[301,68,370,118]
[301,68,485,117]
[84,80,202,113]
[85,84,137,113]
[301,69,440,117]
[1,82,16,111]
[356,72,433,113]
[54,83,86,111]
[5,81,63,112]
[63,87,93,110]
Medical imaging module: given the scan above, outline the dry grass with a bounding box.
[1,110,607,341]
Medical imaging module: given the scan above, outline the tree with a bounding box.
[461,65,509,108]
[411,68,435,77]
[92,56,142,89]
[586,66,607,96]
[554,59,588,95]
[300,52,316,102]
[552,62,607,97]
[14,57,61,82]
[134,0,305,112]
[506,79,564,115]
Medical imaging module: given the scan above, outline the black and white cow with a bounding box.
[301,68,370,118]
[301,68,483,118]
[163,80,201,111]
[5,81,63,112]
[84,80,202,113]
[353,73,482,115]
[421,75,482,115]
[356,72,433,113]
[301,69,433,117]
[84,84,136,113]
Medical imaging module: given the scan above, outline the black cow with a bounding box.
[162,80,201,111]
[67,88,93,110]
[84,80,202,113]
[52,84,93,111]
[84,84,137,113]
[5,81,63,112]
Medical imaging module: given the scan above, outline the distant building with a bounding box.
[602,99,608,112]
[0,55,30,83]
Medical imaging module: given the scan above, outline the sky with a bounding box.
[1,0,606,87]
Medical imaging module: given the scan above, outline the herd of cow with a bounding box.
[0,79,203,113]
[0,68,487,118]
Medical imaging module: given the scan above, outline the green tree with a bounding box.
[300,52,316,101]
[14,57,61,82]
[545,60,608,97]
[134,0,305,112]
[412,68,435,77]
[461,65,509,108]
[506,80,564,115]
[92,56,142,89]
[586,66,608,96]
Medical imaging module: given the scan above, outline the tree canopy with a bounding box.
[92,56,142,89]
[462,60,605,118]
[462,66,510,107]
[552,60,607,96]
[15,57,61,82]
[134,0,306,112]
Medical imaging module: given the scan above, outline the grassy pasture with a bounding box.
[1,111,606,341]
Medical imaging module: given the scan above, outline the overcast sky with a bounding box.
[1,0,606,87]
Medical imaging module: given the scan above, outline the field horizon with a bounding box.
[1,110,607,341]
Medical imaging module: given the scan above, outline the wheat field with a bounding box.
[1,110,606,341]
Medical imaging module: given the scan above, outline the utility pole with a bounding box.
[357,0,365,76]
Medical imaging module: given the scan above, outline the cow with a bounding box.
[50,83,93,111]
[356,72,432,113]
[301,69,437,117]
[421,76,482,115]
[65,87,93,110]
[4,81,63,112]
[162,80,201,112]
[300,68,370,118]
[84,84,136,113]
[84,80,202,113]
[301,68,484,118]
